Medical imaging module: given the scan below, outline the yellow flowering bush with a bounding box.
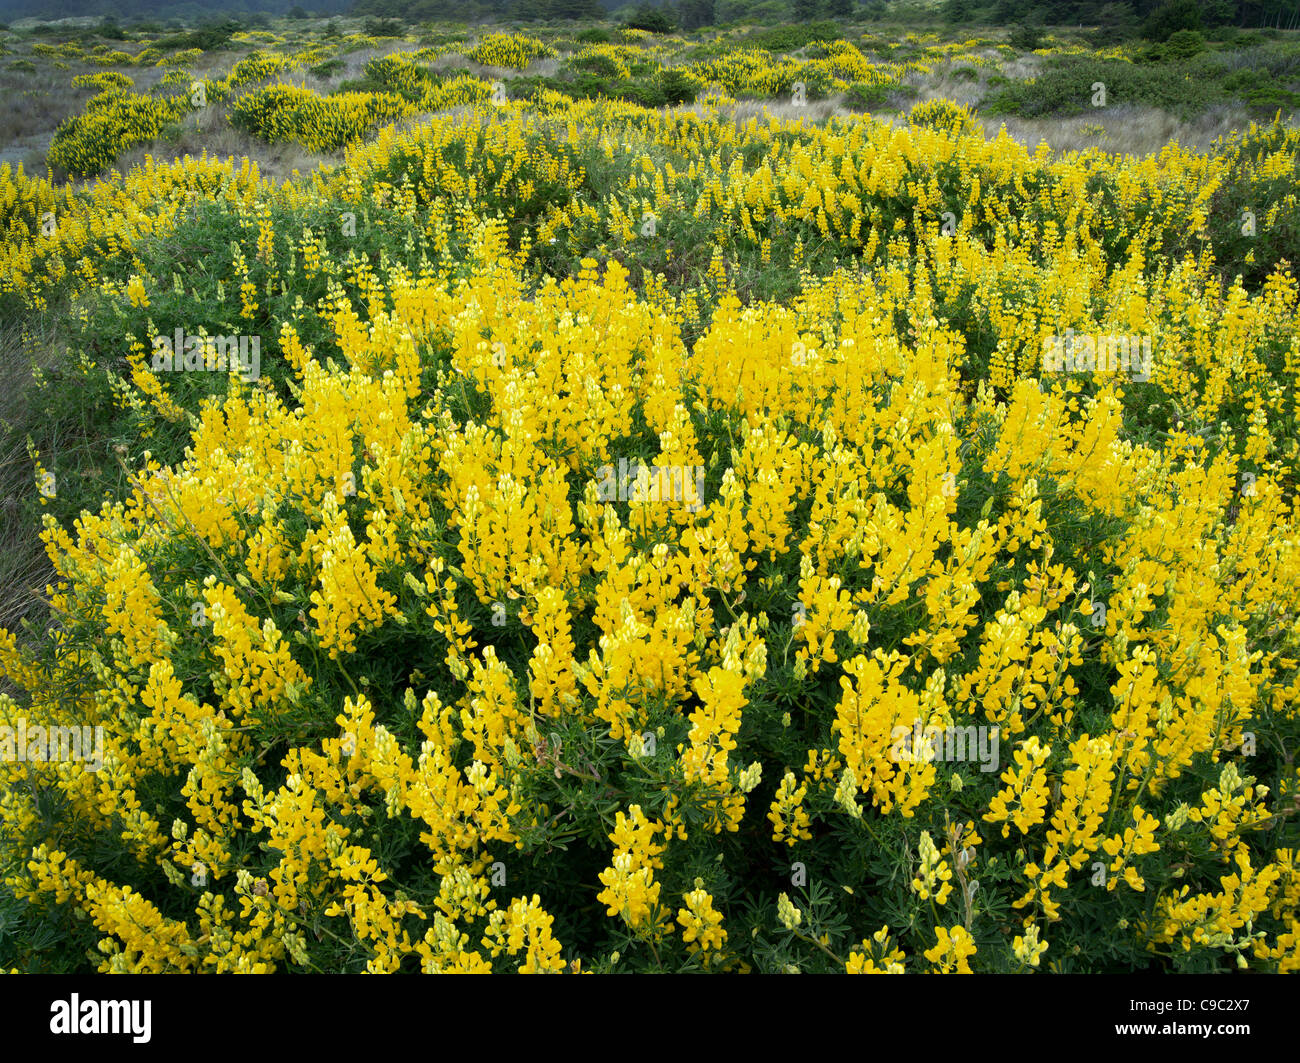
[229,84,417,153]
[908,98,980,135]
[48,91,194,178]
[466,32,554,70]
[72,71,135,92]
[2,44,1299,976]
[226,50,301,89]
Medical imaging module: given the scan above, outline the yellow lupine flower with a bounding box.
[925,924,977,973]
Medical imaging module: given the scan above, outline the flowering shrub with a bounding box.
[0,154,259,314]
[226,50,300,89]
[158,48,203,68]
[362,53,436,101]
[908,98,981,135]
[47,92,193,178]
[72,72,135,92]
[466,32,555,70]
[87,50,135,67]
[4,158,1300,974]
[228,84,416,153]
[4,40,1300,976]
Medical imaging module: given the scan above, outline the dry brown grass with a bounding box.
[0,39,242,170]
[709,96,846,127]
[900,61,997,111]
[0,323,58,644]
[676,85,1264,162]
[114,103,335,182]
[996,55,1046,81]
[430,51,470,73]
[982,103,1256,157]
[0,63,83,156]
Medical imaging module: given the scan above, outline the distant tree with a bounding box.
[1142,0,1201,40]
[536,0,604,17]
[944,0,972,20]
[288,4,310,17]
[1165,27,1205,53]
[1008,22,1042,48]
[1201,0,1235,24]
[1090,2,1140,43]
[825,0,854,17]
[626,3,677,31]
[363,17,406,36]
[793,0,822,21]
[678,0,718,28]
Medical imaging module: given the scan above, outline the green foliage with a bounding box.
[1165,29,1205,58]
[626,5,678,33]
[154,18,243,53]
[1008,23,1041,51]
[1143,0,1201,43]
[569,52,623,78]
[658,67,703,104]
[310,59,347,80]
[842,80,892,110]
[983,55,1220,119]
[363,18,408,38]
[96,17,126,41]
[984,39,1300,121]
[746,21,841,52]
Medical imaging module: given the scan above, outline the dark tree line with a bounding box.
[964,0,1300,31]
[348,0,611,22]
[0,0,350,19]
[346,0,1297,31]
[2,0,1294,35]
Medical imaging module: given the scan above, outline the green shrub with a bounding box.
[626,5,677,34]
[363,18,407,39]
[658,67,701,105]
[982,55,1218,120]
[357,53,434,101]
[1142,0,1201,42]
[1008,24,1042,51]
[747,22,840,53]
[843,80,892,111]
[1165,29,1205,59]
[570,53,622,79]
[155,18,243,53]
[310,59,347,80]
